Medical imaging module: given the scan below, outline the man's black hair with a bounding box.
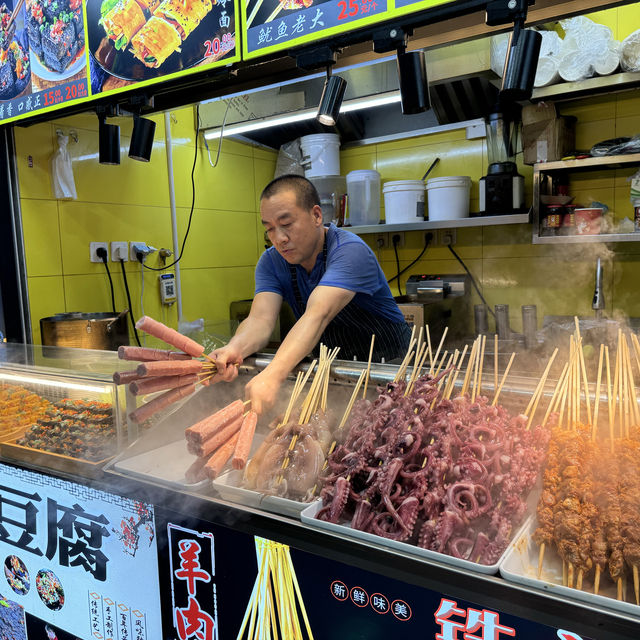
[261,174,321,211]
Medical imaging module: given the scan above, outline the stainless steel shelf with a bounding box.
[346,213,530,234]
[531,71,640,102]
[533,232,640,244]
[535,153,640,172]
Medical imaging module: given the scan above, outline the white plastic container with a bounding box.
[300,134,340,178]
[426,176,471,221]
[346,170,381,226]
[383,180,426,224]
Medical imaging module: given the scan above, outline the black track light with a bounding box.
[500,25,542,101]
[129,115,156,162]
[98,114,120,165]
[396,49,430,115]
[316,72,347,127]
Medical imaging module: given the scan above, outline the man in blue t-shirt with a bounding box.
[212,174,411,413]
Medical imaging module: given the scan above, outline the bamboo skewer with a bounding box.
[537,543,545,579]
[471,337,482,402]
[491,352,516,407]
[542,362,570,428]
[426,324,433,372]
[592,344,604,439]
[494,334,498,395]
[595,565,601,595]
[362,334,376,399]
[434,350,448,378]
[460,337,479,398]
[338,370,367,431]
[613,333,621,437]
[578,338,592,426]
[476,334,487,400]
[430,327,448,375]
[524,348,559,430]
[605,346,614,453]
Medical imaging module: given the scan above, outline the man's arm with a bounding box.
[211,291,282,381]
[246,285,355,412]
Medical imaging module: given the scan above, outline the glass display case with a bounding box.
[0,343,128,477]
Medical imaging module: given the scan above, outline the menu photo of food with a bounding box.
[87,0,236,95]
[0,1,32,101]
[26,0,87,92]
[245,0,331,30]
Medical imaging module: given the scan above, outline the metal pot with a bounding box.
[40,311,129,351]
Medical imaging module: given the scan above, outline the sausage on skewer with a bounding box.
[185,399,244,444]
[118,345,191,362]
[232,410,258,470]
[135,316,205,358]
[129,373,198,396]
[137,359,204,378]
[204,432,241,480]
[129,383,196,423]
[113,370,144,385]
[189,414,243,458]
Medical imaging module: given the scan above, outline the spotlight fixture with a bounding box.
[396,49,430,115]
[486,0,541,101]
[97,108,120,165]
[128,115,156,162]
[500,26,542,100]
[316,69,347,127]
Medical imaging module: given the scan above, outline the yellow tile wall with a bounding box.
[14,106,277,344]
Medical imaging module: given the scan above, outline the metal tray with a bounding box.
[499,516,640,617]
[112,440,210,492]
[300,500,527,575]
[213,469,318,518]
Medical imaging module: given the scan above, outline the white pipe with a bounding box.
[164,112,183,321]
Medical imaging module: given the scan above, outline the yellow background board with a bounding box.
[1,0,240,127]
[241,0,458,60]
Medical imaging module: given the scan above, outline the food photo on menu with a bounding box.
[88,0,236,95]
[25,0,86,91]
[0,1,32,101]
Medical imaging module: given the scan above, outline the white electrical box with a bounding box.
[159,273,176,305]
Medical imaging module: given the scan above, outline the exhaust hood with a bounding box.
[199,40,500,149]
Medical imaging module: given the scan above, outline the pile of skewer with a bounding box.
[533,320,640,605]
[113,316,221,424]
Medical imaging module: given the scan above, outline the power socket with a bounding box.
[111,241,128,262]
[89,242,108,263]
[438,229,457,246]
[375,233,389,249]
[390,232,405,248]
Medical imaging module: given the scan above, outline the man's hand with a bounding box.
[245,368,286,415]
[208,344,244,384]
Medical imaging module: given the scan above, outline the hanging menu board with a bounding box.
[0,0,239,126]
[241,0,460,60]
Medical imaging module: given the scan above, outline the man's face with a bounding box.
[261,189,323,268]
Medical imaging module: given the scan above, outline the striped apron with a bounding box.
[287,237,411,362]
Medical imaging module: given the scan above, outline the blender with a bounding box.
[479,106,525,215]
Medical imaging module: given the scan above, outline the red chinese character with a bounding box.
[435,598,467,640]
[464,609,516,640]
[175,596,216,640]
[175,540,210,596]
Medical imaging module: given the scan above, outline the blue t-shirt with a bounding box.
[255,224,405,324]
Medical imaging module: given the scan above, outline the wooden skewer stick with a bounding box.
[542,362,569,428]
[591,343,604,440]
[613,331,621,437]
[557,359,571,431]
[460,337,479,397]
[617,577,623,601]
[595,565,601,595]
[434,350,448,378]
[471,336,482,402]
[362,334,376,399]
[430,326,448,375]
[491,352,516,407]
[338,370,367,431]
[537,543,545,579]
[425,324,433,373]
[476,334,487,400]
[568,562,574,588]
[576,570,583,591]
[524,348,559,430]
[623,335,639,428]
[443,349,461,400]
[605,346,614,453]
[578,338,592,426]
[634,565,639,606]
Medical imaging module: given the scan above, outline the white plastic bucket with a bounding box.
[383,180,426,224]
[300,134,340,177]
[426,176,471,221]
[346,170,381,226]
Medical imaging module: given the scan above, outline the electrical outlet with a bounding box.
[375,233,389,249]
[89,242,108,263]
[130,241,148,262]
[390,232,405,248]
[111,241,128,262]
[438,229,457,246]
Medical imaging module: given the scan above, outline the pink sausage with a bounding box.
[129,374,199,396]
[232,410,258,470]
[118,346,191,362]
[204,432,241,480]
[113,370,143,385]
[184,399,244,444]
[137,360,204,378]
[135,316,204,358]
[128,383,196,424]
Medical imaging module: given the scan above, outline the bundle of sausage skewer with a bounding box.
[533,323,640,606]
[113,316,221,424]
